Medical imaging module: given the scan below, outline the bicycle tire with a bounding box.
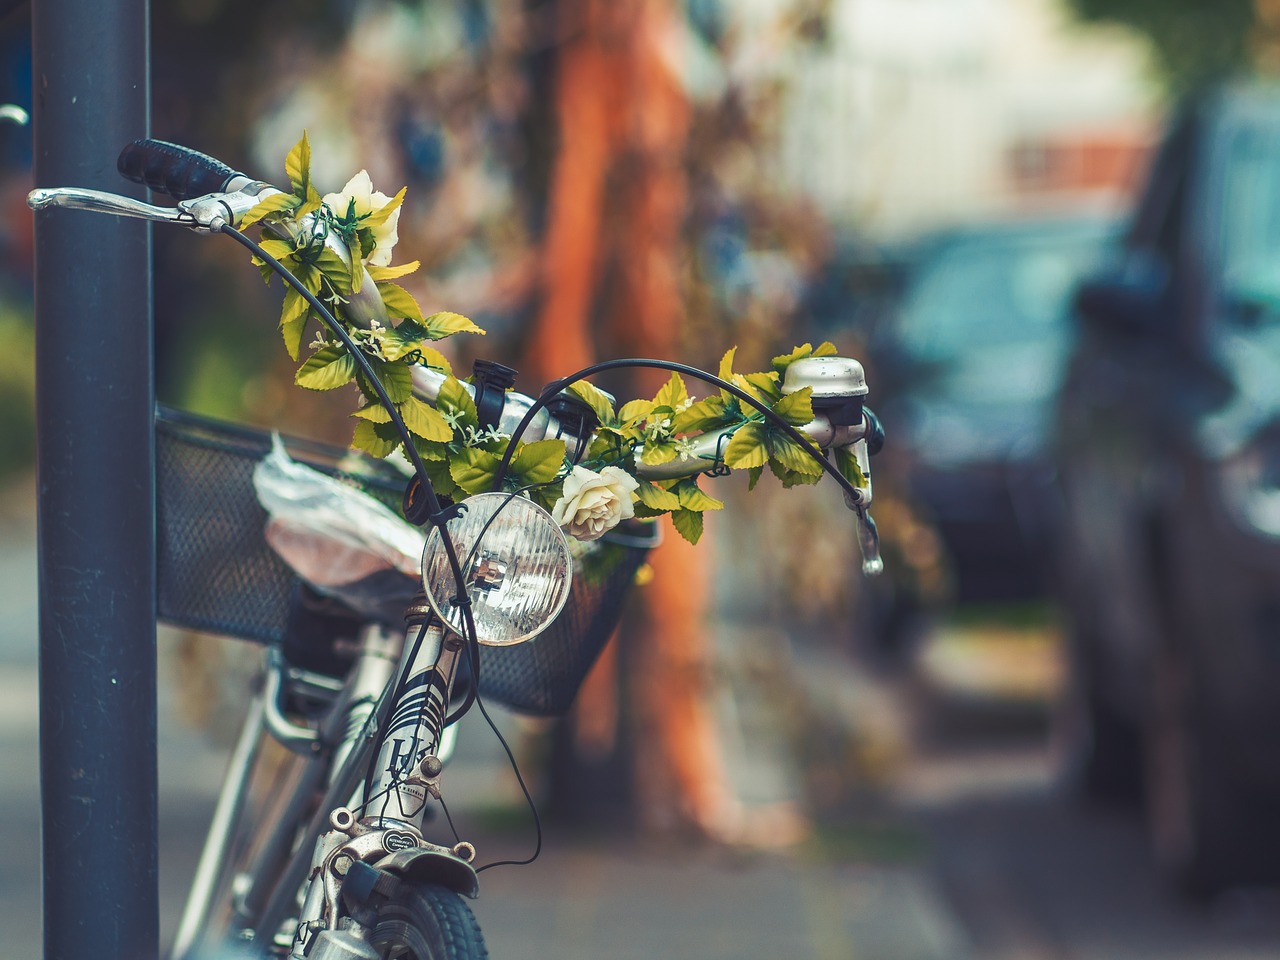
[371,883,488,960]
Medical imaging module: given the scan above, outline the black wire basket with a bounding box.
[155,406,657,716]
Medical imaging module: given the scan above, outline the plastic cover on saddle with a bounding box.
[252,435,422,622]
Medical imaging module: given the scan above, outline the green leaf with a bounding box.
[362,186,406,230]
[378,321,424,363]
[297,184,324,218]
[511,439,568,487]
[742,371,782,403]
[367,260,421,282]
[352,402,393,423]
[284,132,312,198]
[279,286,310,361]
[566,380,616,425]
[768,458,823,489]
[671,508,704,545]
[296,346,357,391]
[671,395,733,434]
[366,357,414,404]
[417,345,453,375]
[640,441,678,466]
[770,434,825,476]
[636,479,681,512]
[437,376,478,430]
[673,479,724,512]
[528,480,564,513]
[771,386,814,426]
[834,445,868,489]
[293,261,323,295]
[632,501,666,520]
[771,342,814,373]
[378,319,458,367]
[399,396,452,442]
[239,191,300,231]
[652,372,688,411]
[769,341,839,373]
[378,283,425,323]
[618,398,655,424]
[351,419,400,458]
[723,422,769,470]
[424,457,460,500]
[450,447,501,495]
[717,347,738,397]
[314,244,354,297]
[412,438,449,462]
[259,238,297,263]
[746,465,764,490]
[422,310,485,339]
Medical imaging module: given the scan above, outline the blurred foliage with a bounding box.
[0,0,856,470]
[1065,0,1257,90]
[0,300,34,479]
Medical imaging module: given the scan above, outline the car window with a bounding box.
[1219,120,1280,305]
[895,228,1110,363]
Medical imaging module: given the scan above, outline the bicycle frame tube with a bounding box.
[273,620,475,957]
[365,622,460,828]
[177,625,401,955]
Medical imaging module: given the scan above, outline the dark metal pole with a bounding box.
[32,1,154,959]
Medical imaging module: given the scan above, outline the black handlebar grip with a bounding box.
[117,139,243,201]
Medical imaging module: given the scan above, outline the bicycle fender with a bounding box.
[374,845,480,900]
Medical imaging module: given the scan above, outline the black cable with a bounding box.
[474,687,543,872]
[218,222,483,661]
[490,358,866,504]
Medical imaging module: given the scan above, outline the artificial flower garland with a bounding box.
[240,133,866,545]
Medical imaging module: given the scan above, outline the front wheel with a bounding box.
[371,884,488,960]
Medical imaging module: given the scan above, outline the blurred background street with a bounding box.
[9,0,1280,956]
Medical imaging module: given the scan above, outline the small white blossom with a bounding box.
[551,465,639,542]
[322,170,401,267]
[674,437,697,462]
[644,416,674,443]
[462,425,510,448]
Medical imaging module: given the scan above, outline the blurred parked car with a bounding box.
[1054,82,1280,897]
[870,216,1118,612]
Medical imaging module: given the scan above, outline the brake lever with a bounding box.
[855,506,883,576]
[28,186,195,226]
[27,184,278,236]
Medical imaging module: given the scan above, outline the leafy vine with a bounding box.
[241,133,866,544]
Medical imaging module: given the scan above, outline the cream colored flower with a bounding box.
[551,465,639,542]
[322,170,401,266]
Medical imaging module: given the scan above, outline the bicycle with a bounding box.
[29,137,885,960]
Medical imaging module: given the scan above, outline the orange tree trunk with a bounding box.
[527,0,730,836]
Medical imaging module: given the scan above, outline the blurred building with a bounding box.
[774,0,1157,236]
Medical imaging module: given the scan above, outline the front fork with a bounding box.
[291,613,477,959]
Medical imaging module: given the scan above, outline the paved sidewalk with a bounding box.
[470,829,965,960]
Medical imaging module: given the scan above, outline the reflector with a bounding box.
[421,493,573,646]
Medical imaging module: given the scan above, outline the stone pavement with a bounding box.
[470,829,965,960]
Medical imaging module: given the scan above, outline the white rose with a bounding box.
[551,465,639,542]
[322,170,401,266]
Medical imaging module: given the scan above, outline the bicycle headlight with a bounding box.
[421,493,573,646]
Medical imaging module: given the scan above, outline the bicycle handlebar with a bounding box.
[117,138,248,201]
[28,139,885,573]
